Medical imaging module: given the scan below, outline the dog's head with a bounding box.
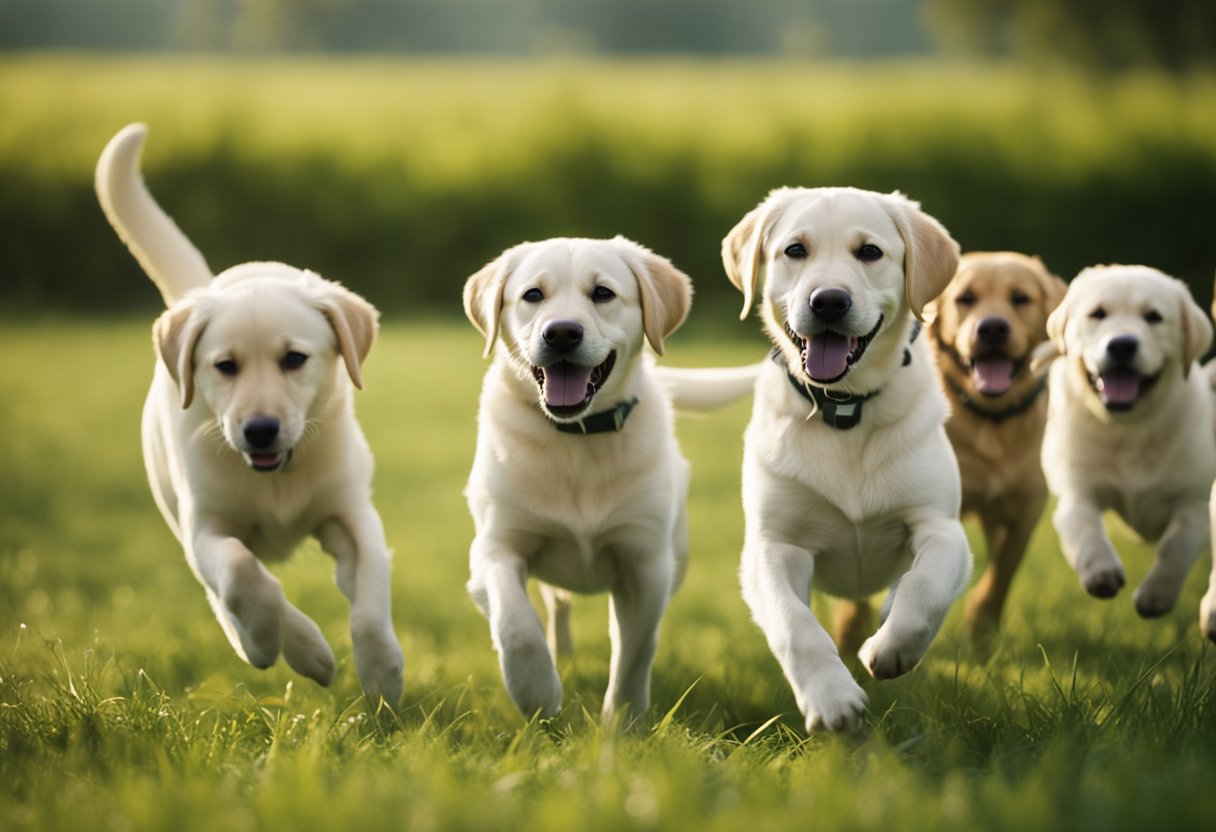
[1039,264,1211,416]
[463,236,691,422]
[153,262,378,472]
[723,187,959,393]
[930,251,1067,398]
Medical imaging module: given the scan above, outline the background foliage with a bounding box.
[3,55,1216,320]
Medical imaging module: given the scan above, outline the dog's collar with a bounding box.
[551,397,639,435]
[773,322,920,431]
[943,372,1047,423]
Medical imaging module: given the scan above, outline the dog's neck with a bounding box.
[778,321,919,433]
[774,320,921,431]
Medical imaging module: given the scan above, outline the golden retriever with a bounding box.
[462,236,705,723]
[95,124,403,703]
[1038,264,1214,621]
[723,186,971,732]
[926,252,1066,644]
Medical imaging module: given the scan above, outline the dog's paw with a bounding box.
[1132,575,1181,619]
[1075,547,1125,599]
[280,604,337,686]
[351,620,405,706]
[501,639,563,719]
[858,621,933,681]
[222,567,286,669]
[803,666,869,733]
[1200,589,1216,643]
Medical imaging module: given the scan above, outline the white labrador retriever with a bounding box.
[1036,265,1214,621]
[723,186,971,732]
[463,236,707,723]
[95,123,403,703]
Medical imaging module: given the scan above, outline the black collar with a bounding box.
[943,373,1047,423]
[775,321,921,431]
[552,396,639,435]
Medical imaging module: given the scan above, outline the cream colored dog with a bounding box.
[1038,265,1214,621]
[723,186,971,733]
[96,124,403,703]
[463,236,700,723]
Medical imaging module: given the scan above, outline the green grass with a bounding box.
[2,319,1215,831]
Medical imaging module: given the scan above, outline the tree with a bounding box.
[927,0,1216,73]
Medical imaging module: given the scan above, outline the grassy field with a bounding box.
[1,318,1214,831]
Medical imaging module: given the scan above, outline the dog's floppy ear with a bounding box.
[722,189,790,321]
[1178,280,1213,378]
[1031,281,1073,373]
[884,192,961,323]
[153,299,207,409]
[613,236,692,356]
[316,281,379,390]
[463,247,523,358]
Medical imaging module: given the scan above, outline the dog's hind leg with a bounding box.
[317,515,404,706]
[540,584,574,661]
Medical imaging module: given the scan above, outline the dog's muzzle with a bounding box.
[240,416,291,472]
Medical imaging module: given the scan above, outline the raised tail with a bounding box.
[95,123,213,306]
[653,362,762,412]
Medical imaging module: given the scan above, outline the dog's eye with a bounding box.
[282,351,309,370]
[1089,307,1107,320]
[591,286,616,303]
[522,288,544,303]
[215,360,238,377]
[855,243,883,262]
[1011,291,1031,307]
[956,291,976,307]
[784,242,807,259]
[1144,309,1163,324]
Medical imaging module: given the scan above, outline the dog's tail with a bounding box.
[653,363,762,411]
[95,123,213,307]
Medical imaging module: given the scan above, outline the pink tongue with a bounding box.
[1097,371,1140,405]
[805,331,853,382]
[972,358,1014,396]
[543,363,593,407]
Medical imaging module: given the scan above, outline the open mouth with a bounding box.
[532,352,616,417]
[244,450,292,472]
[785,316,883,384]
[970,351,1021,398]
[1088,369,1159,411]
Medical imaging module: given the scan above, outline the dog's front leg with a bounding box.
[741,540,868,733]
[468,544,562,719]
[317,514,404,706]
[1201,482,1216,642]
[603,553,674,725]
[858,516,970,680]
[189,527,335,684]
[1053,496,1125,598]
[1134,500,1209,618]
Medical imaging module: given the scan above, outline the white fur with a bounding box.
[1039,265,1215,621]
[96,124,403,703]
[724,187,971,732]
[462,236,697,724]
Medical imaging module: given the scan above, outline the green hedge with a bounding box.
[4,55,1215,318]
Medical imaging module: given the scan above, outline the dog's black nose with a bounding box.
[809,288,852,322]
[977,316,1010,347]
[1105,335,1139,365]
[243,417,280,449]
[542,320,584,352]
